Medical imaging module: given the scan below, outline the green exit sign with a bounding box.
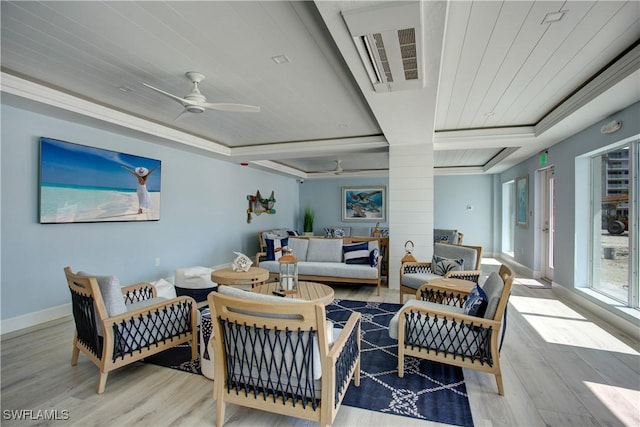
[539,150,548,166]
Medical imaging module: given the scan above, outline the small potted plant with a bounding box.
[303,207,315,236]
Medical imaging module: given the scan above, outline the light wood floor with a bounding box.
[2,265,639,427]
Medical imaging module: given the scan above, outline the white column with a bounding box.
[388,143,434,289]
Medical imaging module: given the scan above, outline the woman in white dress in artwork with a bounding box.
[122,165,159,214]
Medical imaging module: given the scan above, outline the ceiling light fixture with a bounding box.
[271,55,290,64]
[542,10,567,24]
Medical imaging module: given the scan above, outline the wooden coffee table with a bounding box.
[211,267,269,288]
[250,281,334,305]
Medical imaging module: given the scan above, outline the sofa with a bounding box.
[256,237,382,295]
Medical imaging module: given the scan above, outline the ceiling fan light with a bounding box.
[186,106,204,113]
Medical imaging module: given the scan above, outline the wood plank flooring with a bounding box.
[2,265,639,426]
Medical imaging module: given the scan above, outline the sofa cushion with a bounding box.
[343,242,369,264]
[432,254,464,276]
[287,237,309,262]
[300,262,378,279]
[306,238,343,263]
[265,237,289,261]
[258,260,378,280]
[434,243,479,271]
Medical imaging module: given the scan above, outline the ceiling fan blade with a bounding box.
[201,102,261,113]
[173,109,190,122]
[142,82,197,107]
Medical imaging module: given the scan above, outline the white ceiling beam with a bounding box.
[0,72,231,156]
[229,135,388,160]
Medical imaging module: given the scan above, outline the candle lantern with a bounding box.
[278,248,298,293]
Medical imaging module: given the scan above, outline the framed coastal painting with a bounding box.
[342,186,386,222]
[39,137,161,223]
[516,175,528,228]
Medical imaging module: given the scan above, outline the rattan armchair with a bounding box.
[399,243,483,303]
[208,288,361,427]
[64,267,198,394]
[390,264,515,395]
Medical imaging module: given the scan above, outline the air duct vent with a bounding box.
[342,2,423,93]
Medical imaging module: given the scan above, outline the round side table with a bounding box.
[211,266,270,288]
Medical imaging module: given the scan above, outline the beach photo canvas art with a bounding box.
[39,137,161,223]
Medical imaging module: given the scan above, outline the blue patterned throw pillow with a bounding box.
[343,242,369,264]
[369,247,379,267]
[266,237,288,261]
[432,254,464,276]
[463,284,488,317]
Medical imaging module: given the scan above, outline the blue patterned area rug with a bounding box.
[146,300,474,427]
[326,299,474,427]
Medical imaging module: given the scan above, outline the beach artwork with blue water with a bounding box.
[39,137,161,223]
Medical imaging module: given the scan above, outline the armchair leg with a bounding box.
[97,371,108,394]
[216,398,225,427]
[398,349,404,378]
[71,345,80,366]
[495,373,504,396]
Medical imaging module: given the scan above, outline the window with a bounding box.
[589,142,639,307]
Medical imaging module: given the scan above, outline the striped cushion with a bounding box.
[343,242,369,264]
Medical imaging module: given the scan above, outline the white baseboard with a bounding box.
[1,265,233,336]
[1,303,71,336]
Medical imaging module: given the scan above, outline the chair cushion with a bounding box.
[306,238,343,263]
[481,272,505,319]
[77,272,127,317]
[434,243,479,270]
[401,272,442,289]
[287,237,309,261]
[265,236,289,261]
[431,254,464,276]
[389,300,480,357]
[343,242,369,264]
[216,285,334,380]
[434,229,459,244]
[463,284,488,317]
[388,299,464,340]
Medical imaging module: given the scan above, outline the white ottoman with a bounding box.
[175,266,217,303]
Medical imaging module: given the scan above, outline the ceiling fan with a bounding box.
[142,71,260,121]
[313,160,345,175]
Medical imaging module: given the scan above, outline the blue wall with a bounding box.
[1,104,299,320]
[499,101,640,288]
[298,177,390,237]
[434,174,494,251]
[298,175,495,253]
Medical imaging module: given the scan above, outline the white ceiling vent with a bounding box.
[341,2,423,93]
